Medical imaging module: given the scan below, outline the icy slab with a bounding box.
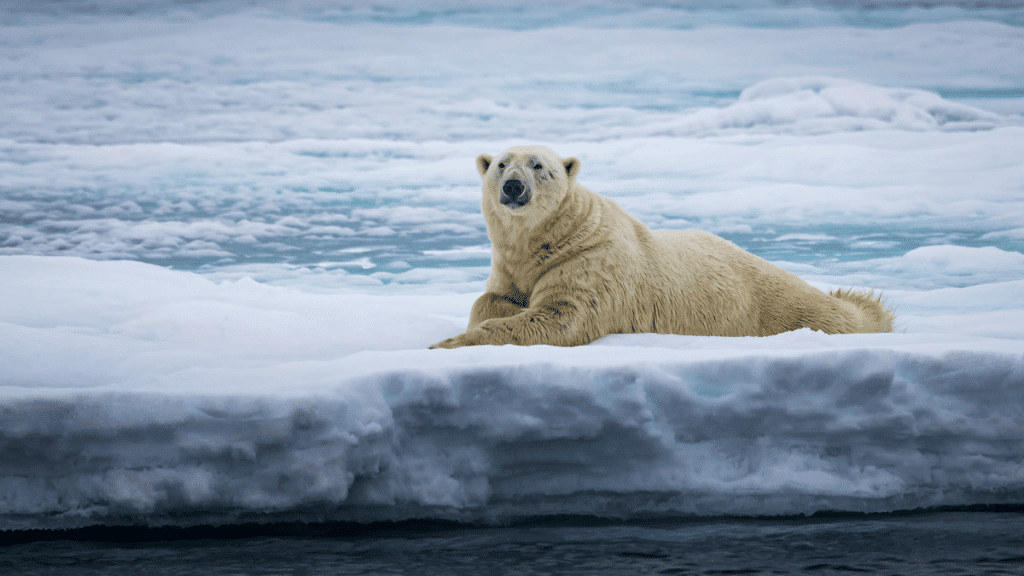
[1,256,1022,529]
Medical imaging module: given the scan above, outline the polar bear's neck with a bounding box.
[488,182,609,279]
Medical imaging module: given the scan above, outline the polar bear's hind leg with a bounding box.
[830,288,895,333]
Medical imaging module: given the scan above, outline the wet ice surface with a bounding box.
[2,2,1024,570]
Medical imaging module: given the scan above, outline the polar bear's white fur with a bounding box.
[430,145,893,349]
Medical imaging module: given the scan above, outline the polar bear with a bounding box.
[430,145,893,349]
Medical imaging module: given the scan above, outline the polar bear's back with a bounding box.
[650,228,795,281]
[649,228,777,285]
[644,229,765,336]
[647,229,892,336]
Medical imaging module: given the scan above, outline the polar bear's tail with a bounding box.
[830,288,895,333]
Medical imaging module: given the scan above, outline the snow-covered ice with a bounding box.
[1,254,1023,529]
[1,0,1023,530]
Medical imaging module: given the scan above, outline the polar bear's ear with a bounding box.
[563,157,581,181]
[476,154,494,178]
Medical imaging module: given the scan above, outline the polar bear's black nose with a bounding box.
[503,179,525,200]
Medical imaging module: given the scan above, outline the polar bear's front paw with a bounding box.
[428,337,456,349]
[429,333,473,349]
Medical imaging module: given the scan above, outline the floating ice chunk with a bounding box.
[659,77,1010,137]
[799,245,1024,291]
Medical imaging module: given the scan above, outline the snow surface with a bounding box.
[1,0,1023,529]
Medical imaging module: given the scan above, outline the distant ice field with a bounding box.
[3,126,1024,288]
[2,2,1024,284]
[1,0,1024,531]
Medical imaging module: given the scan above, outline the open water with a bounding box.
[3,511,1024,575]
[2,508,1024,569]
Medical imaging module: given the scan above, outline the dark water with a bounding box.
[4,511,1024,575]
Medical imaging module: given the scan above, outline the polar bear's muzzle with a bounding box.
[500,179,531,208]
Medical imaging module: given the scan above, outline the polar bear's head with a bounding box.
[476,145,581,226]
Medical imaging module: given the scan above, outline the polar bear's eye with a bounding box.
[533,164,543,170]
[498,163,505,169]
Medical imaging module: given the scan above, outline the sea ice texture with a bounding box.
[1,0,1022,529]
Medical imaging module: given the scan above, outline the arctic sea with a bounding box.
[2,0,1024,573]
